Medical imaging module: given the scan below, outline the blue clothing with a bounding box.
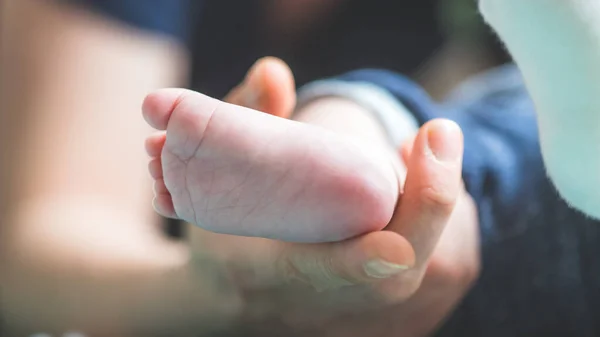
[340,66,600,337]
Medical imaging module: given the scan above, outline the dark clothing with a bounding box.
[342,66,600,337]
[68,0,444,97]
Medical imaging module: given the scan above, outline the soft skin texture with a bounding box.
[480,0,600,218]
[143,88,399,243]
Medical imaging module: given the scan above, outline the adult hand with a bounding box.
[189,57,480,336]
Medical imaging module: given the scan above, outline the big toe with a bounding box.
[143,88,192,130]
[143,88,223,162]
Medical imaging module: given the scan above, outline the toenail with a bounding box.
[363,259,409,279]
[152,198,164,214]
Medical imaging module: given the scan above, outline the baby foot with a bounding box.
[142,89,399,243]
[481,0,600,218]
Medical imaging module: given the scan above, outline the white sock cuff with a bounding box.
[296,79,419,147]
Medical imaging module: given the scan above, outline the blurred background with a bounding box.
[190,0,509,100]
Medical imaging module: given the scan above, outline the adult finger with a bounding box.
[224,56,296,118]
[387,119,464,270]
[211,230,417,292]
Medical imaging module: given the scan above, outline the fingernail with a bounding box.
[364,260,409,279]
[427,120,462,162]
